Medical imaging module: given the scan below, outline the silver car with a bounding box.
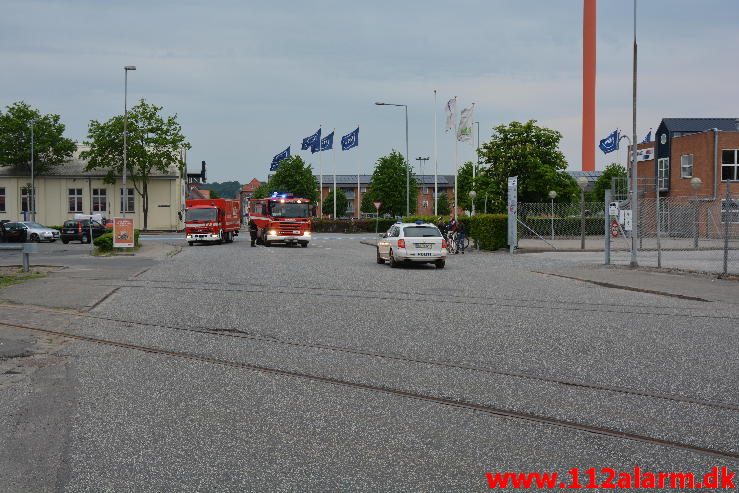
[17,222,60,242]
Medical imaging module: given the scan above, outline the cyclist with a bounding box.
[456,220,466,254]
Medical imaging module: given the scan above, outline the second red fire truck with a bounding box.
[247,193,312,247]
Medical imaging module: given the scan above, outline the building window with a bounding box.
[680,154,693,178]
[120,188,135,213]
[21,187,36,213]
[657,158,669,191]
[722,149,739,181]
[360,187,367,193]
[68,188,83,212]
[422,200,429,208]
[346,202,354,213]
[721,198,739,224]
[92,188,107,212]
[422,186,429,194]
[0,187,5,212]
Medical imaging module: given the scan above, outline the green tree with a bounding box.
[479,120,578,211]
[322,188,349,217]
[202,180,241,198]
[0,101,76,174]
[252,181,271,199]
[81,99,191,230]
[268,155,318,203]
[436,191,450,216]
[361,150,417,216]
[207,189,221,199]
[456,161,496,213]
[587,163,627,202]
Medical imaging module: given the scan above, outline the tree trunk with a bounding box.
[143,180,149,230]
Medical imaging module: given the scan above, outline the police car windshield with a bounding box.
[186,208,217,222]
[403,226,441,237]
[270,203,310,218]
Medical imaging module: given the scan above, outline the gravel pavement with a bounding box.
[0,233,737,491]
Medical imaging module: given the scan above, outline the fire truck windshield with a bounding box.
[269,203,310,218]
[186,208,217,222]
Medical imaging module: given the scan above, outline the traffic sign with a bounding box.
[373,201,381,210]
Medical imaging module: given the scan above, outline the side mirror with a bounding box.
[379,233,388,238]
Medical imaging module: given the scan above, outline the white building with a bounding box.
[0,148,186,230]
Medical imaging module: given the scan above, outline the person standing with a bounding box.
[456,220,466,254]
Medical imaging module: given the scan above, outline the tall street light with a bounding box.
[375,102,409,216]
[30,119,36,222]
[123,65,136,218]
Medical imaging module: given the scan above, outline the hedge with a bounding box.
[311,218,397,233]
[93,229,141,251]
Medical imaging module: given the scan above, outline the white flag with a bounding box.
[457,103,475,142]
[445,97,457,132]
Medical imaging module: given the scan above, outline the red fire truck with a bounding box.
[185,198,241,245]
[247,193,312,247]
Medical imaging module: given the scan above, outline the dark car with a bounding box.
[60,219,107,244]
[0,222,28,243]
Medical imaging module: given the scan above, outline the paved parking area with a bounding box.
[0,235,737,491]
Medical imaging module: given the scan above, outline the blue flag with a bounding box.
[599,129,620,154]
[341,127,359,151]
[301,128,321,154]
[270,146,290,171]
[641,129,652,144]
[320,131,334,151]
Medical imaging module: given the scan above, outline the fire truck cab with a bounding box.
[248,193,312,247]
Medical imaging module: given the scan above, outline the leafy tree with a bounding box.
[252,181,271,199]
[361,150,417,216]
[0,101,76,173]
[436,191,450,216]
[268,155,318,203]
[81,99,190,230]
[202,181,241,198]
[322,188,349,217]
[479,120,578,211]
[207,189,221,199]
[456,161,496,213]
[587,163,627,202]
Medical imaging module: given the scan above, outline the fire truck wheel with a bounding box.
[300,242,308,248]
[188,241,194,246]
[264,240,272,247]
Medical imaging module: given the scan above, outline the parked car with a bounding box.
[60,219,107,244]
[376,221,447,269]
[0,222,28,243]
[17,221,60,242]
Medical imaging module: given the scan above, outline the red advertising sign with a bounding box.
[113,218,134,248]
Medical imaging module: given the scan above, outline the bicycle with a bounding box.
[445,231,458,254]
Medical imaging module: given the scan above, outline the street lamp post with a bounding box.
[690,176,702,248]
[375,102,409,216]
[473,121,480,217]
[577,177,589,250]
[416,156,429,212]
[30,120,35,222]
[548,190,557,241]
[123,65,136,218]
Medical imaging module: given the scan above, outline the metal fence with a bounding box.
[607,193,739,275]
[517,201,605,249]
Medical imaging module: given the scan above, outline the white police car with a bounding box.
[376,221,447,269]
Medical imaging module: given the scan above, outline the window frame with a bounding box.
[721,149,739,182]
[0,187,5,213]
[120,187,135,213]
[680,154,693,179]
[92,188,107,212]
[20,186,36,213]
[657,158,670,191]
[68,188,84,213]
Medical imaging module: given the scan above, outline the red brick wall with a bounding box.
[670,131,739,198]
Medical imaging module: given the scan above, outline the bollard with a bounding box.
[21,242,38,273]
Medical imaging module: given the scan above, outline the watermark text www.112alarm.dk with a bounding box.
[486,466,735,489]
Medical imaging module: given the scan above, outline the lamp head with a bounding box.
[124,65,137,71]
[577,177,589,190]
[548,190,557,199]
[690,176,702,191]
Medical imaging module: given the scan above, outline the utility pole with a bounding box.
[123,65,136,218]
[30,120,35,222]
[416,156,429,212]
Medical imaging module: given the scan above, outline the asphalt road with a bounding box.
[0,234,737,491]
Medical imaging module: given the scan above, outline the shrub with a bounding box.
[93,229,141,251]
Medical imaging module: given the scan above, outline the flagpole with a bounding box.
[332,128,337,219]
[319,125,323,218]
[454,96,458,222]
[357,124,361,220]
[434,89,438,216]
[630,0,639,267]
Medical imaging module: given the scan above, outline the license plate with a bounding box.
[292,230,300,235]
[417,252,433,256]
[415,243,432,249]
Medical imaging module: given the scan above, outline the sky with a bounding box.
[2,0,739,183]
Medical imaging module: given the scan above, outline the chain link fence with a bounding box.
[517,202,605,249]
[607,193,739,276]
